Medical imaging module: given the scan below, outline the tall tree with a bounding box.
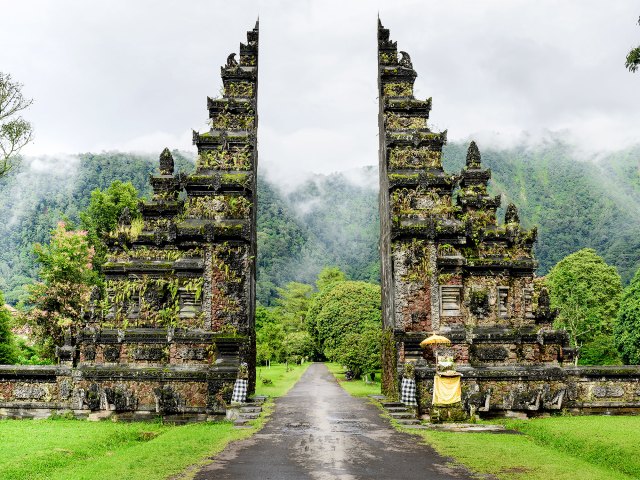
[307,280,381,370]
[315,266,346,292]
[546,248,622,364]
[614,268,640,364]
[0,290,16,364]
[626,16,640,73]
[26,222,97,358]
[274,281,313,332]
[0,72,33,177]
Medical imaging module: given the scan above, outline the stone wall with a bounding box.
[0,364,237,420]
[413,366,640,416]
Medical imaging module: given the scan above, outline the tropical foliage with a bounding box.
[545,249,622,364]
[80,180,141,271]
[307,280,381,377]
[614,268,640,364]
[25,222,97,358]
[0,290,15,364]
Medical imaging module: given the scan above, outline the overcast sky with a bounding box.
[1,0,639,185]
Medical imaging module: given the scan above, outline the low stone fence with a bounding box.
[413,365,640,416]
[0,363,237,421]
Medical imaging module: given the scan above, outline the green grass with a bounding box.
[0,363,309,480]
[326,364,639,479]
[408,427,632,480]
[255,361,311,398]
[394,415,640,480]
[504,416,640,478]
[325,362,381,397]
[0,419,253,480]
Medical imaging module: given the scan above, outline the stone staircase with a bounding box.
[231,395,267,428]
[380,401,422,427]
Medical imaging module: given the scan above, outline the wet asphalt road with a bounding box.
[195,363,473,480]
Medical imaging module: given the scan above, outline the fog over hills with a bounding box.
[1,140,639,305]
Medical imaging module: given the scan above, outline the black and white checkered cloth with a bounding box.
[401,377,417,406]
[231,379,248,403]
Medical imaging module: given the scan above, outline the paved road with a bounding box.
[195,363,473,480]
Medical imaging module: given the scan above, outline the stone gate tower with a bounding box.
[71,21,260,418]
[0,22,259,421]
[377,20,579,414]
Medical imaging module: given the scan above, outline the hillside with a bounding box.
[0,141,639,306]
[441,141,640,281]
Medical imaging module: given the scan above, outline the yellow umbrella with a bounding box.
[420,334,451,348]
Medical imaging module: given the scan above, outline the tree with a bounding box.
[80,180,140,272]
[283,330,314,364]
[315,266,346,292]
[0,290,16,364]
[334,322,381,379]
[307,280,381,373]
[626,16,640,73]
[26,222,97,358]
[546,249,622,364]
[0,72,33,177]
[273,282,313,332]
[256,305,285,365]
[614,267,640,364]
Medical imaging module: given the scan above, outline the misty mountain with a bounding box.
[441,141,640,281]
[1,141,639,306]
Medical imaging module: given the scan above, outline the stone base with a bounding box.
[0,364,238,423]
[409,365,640,416]
[430,403,468,423]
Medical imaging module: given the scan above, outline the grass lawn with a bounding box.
[503,416,640,479]
[0,419,252,480]
[325,362,381,397]
[327,365,639,479]
[0,362,309,480]
[255,362,310,398]
[408,425,634,480]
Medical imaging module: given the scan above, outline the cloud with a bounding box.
[1,0,639,177]
[100,129,194,154]
[26,154,80,175]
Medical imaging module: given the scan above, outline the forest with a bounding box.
[1,140,640,366]
[1,140,639,306]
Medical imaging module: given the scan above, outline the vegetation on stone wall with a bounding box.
[385,113,426,130]
[383,82,412,97]
[388,146,441,169]
[197,146,252,170]
[225,82,254,98]
[184,195,251,220]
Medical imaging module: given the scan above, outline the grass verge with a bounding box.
[326,365,637,479]
[325,362,381,397]
[503,416,640,479]
[255,362,310,398]
[404,426,632,480]
[0,419,254,480]
[0,362,310,480]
